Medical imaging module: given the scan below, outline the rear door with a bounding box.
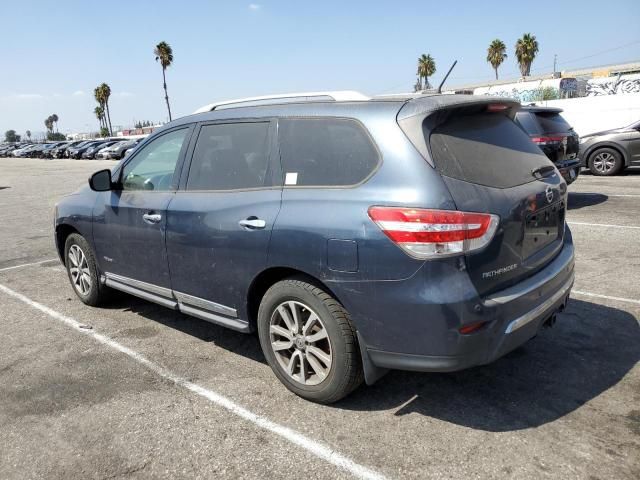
[427,110,567,296]
[165,120,281,325]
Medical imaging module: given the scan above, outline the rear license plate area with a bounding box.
[523,202,564,259]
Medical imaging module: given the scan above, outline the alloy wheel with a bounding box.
[269,300,333,386]
[592,152,616,173]
[68,244,92,296]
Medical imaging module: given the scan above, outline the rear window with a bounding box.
[278,118,379,187]
[429,113,550,189]
[533,112,572,133]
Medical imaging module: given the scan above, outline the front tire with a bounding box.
[257,278,363,403]
[589,148,623,176]
[64,233,110,306]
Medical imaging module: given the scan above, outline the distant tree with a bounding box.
[100,127,110,138]
[51,113,59,132]
[25,130,31,141]
[5,130,20,142]
[94,84,113,135]
[154,41,174,121]
[44,117,54,134]
[487,39,508,80]
[417,54,436,90]
[47,132,66,141]
[515,33,539,77]
[94,106,105,130]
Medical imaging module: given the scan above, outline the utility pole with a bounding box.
[553,54,557,75]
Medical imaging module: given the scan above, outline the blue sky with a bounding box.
[1,0,639,135]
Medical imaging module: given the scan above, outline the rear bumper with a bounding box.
[556,159,580,184]
[345,233,575,379]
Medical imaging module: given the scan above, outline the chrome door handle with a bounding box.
[142,213,162,224]
[239,218,266,229]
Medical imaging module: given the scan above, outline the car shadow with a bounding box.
[101,293,267,365]
[336,298,639,431]
[567,192,608,209]
[100,294,638,433]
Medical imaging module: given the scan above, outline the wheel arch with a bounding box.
[55,224,80,265]
[246,267,345,330]
[586,142,629,167]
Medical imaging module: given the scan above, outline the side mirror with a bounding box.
[89,169,114,191]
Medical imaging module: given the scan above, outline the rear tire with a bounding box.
[589,148,623,176]
[64,233,110,306]
[257,278,363,403]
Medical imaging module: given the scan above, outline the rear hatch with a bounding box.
[398,97,568,296]
[516,109,579,165]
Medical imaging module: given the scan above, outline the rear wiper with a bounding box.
[531,165,556,178]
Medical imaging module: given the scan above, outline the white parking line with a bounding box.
[571,193,640,198]
[0,283,387,480]
[0,258,59,272]
[572,290,640,305]
[567,222,640,230]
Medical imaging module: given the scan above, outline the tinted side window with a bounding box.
[186,122,272,191]
[429,113,550,189]
[122,128,188,191]
[514,112,541,135]
[534,112,572,133]
[278,118,379,187]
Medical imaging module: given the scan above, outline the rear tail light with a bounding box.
[368,207,499,259]
[531,135,565,145]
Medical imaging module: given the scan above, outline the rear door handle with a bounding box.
[142,213,162,224]
[239,217,266,229]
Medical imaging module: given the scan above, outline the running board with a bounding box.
[102,272,250,333]
[104,277,178,309]
[178,303,250,333]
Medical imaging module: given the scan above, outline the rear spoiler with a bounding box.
[397,95,521,167]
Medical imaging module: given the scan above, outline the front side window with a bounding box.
[186,122,272,191]
[278,118,379,187]
[121,128,188,191]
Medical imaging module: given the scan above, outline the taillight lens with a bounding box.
[368,207,500,259]
[531,135,565,145]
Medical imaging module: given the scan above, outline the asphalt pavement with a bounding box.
[0,158,638,479]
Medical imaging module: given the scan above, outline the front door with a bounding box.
[93,127,192,290]
[166,120,281,322]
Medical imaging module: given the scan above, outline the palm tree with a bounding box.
[515,33,539,77]
[99,83,113,135]
[486,39,507,80]
[51,114,59,132]
[416,54,436,90]
[154,41,173,121]
[26,130,31,141]
[44,117,53,134]
[94,106,105,130]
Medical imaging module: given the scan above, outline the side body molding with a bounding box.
[103,273,250,333]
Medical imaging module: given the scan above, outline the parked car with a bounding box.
[55,92,574,403]
[67,141,102,159]
[53,141,84,159]
[514,106,581,184]
[13,144,40,157]
[96,139,142,159]
[0,144,22,156]
[82,141,119,159]
[42,142,68,158]
[40,142,67,158]
[578,120,640,176]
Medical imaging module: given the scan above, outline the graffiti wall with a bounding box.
[585,74,640,96]
[473,78,578,103]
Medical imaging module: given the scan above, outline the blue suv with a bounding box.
[55,92,575,403]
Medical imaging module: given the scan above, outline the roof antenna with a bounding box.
[437,60,458,94]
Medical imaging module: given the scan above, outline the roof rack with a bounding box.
[193,90,370,114]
